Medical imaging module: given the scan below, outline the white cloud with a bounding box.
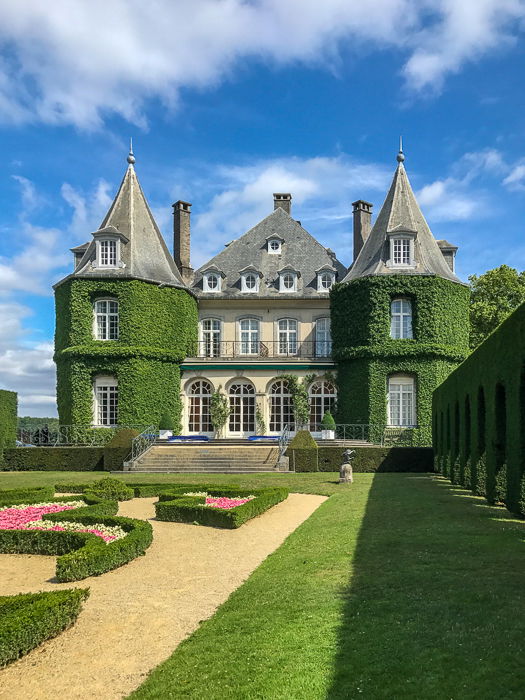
[503,163,525,190]
[0,0,523,128]
[417,178,479,222]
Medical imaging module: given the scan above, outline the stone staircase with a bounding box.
[126,441,283,473]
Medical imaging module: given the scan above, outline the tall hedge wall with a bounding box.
[331,275,469,445]
[0,390,17,463]
[54,278,197,427]
[433,301,525,516]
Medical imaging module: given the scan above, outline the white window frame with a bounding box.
[200,318,221,357]
[317,271,335,292]
[277,318,298,355]
[388,234,415,269]
[309,380,337,430]
[96,238,120,268]
[315,317,332,357]
[203,272,221,293]
[93,375,118,427]
[267,238,282,255]
[239,318,260,355]
[187,379,213,434]
[390,298,413,339]
[93,298,119,341]
[388,375,416,427]
[241,272,260,293]
[279,271,297,293]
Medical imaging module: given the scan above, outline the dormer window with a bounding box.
[317,270,335,292]
[279,269,298,293]
[204,273,221,292]
[267,236,283,255]
[99,239,118,267]
[241,272,259,293]
[91,227,127,270]
[387,233,416,269]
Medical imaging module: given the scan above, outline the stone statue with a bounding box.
[339,448,355,484]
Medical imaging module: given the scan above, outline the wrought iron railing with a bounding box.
[278,423,291,460]
[16,425,149,447]
[293,423,431,447]
[193,340,332,360]
[129,426,158,464]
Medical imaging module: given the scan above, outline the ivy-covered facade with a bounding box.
[54,146,469,441]
[331,150,469,444]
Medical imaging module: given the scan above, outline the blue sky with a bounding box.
[1,0,525,416]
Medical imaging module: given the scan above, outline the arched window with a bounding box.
[228,381,255,434]
[390,298,412,339]
[201,318,221,357]
[188,380,213,433]
[309,380,337,430]
[94,299,119,340]
[278,319,298,355]
[388,375,416,427]
[93,375,118,426]
[239,318,260,355]
[315,318,332,357]
[269,380,294,432]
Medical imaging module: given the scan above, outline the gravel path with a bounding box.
[0,493,326,700]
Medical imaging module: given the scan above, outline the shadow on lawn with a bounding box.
[327,473,525,699]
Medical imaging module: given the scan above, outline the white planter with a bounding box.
[159,429,173,440]
[321,429,335,440]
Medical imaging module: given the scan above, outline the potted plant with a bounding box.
[159,412,174,440]
[321,411,336,440]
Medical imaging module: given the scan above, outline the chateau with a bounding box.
[54,146,470,442]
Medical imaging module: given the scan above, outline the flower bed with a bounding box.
[0,491,153,581]
[155,485,288,528]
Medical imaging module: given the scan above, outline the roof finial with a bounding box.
[127,138,136,165]
[396,135,405,163]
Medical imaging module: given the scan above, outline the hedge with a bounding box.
[103,429,139,471]
[331,274,470,445]
[54,481,240,498]
[0,492,153,581]
[155,486,289,528]
[0,589,89,667]
[2,447,105,471]
[287,430,318,472]
[54,278,197,427]
[316,446,434,473]
[0,486,54,507]
[0,389,17,466]
[433,301,525,516]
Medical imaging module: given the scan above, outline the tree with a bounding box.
[469,265,525,349]
[210,387,230,437]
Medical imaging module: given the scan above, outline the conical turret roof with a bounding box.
[344,155,462,284]
[55,152,185,289]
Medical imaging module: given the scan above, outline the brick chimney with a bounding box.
[273,193,292,215]
[352,200,373,262]
[173,200,194,284]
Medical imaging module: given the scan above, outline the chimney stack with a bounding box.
[273,193,292,215]
[352,200,373,262]
[173,200,194,284]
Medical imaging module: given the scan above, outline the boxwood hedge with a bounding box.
[0,589,89,667]
[155,485,289,528]
[433,302,525,516]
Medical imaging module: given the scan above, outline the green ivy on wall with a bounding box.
[331,274,470,445]
[54,279,198,428]
[0,390,17,464]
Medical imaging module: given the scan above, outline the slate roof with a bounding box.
[343,160,462,284]
[55,161,185,289]
[192,206,346,298]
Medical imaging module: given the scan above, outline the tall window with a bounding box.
[270,380,294,432]
[94,376,118,426]
[388,375,415,427]
[315,318,332,357]
[188,380,213,433]
[390,298,413,339]
[309,380,337,429]
[228,382,255,434]
[98,239,118,267]
[201,318,221,357]
[278,319,298,355]
[94,299,119,340]
[239,318,259,355]
[392,238,411,265]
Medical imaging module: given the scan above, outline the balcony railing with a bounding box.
[193,340,333,360]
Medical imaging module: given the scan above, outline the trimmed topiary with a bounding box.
[288,430,318,472]
[159,413,174,431]
[321,411,336,430]
[103,429,139,471]
[86,477,134,501]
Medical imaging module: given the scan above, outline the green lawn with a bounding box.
[0,470,342,496]
[2,471,524,698]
